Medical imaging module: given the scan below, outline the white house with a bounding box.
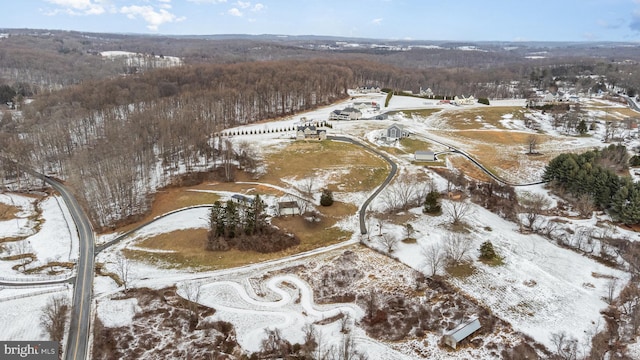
[454,95,476,105]
[443,317,481,349]
[414,150,436,162]
[329,107,362,121]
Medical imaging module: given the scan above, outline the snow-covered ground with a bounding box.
[5,90,639,357]
[100,50,182,68]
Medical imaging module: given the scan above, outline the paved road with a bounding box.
[328,135,398,234]
[43,177,95,360]
[413,134,545,187]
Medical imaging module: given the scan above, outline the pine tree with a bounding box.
[423,191,441,214]
[320,189,334,206]
[577,119,588,134]
[479,241,497,260]
[224,200,239,238]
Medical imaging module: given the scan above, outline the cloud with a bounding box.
[371,18,383,25]
[44,0,108,15]
[251,3,264,12]
[228,7,243,16]
[237,1,250,8]
[120,5,185,31]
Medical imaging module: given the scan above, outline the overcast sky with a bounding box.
[3,0,640,42]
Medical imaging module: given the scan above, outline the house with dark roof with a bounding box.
[231,194,254,206]
[296,124,327,140]
[386,124,410,140]
[443,317,481,349]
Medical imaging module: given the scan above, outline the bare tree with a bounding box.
[301,174,316,197]
[549,331,579,360]
[114,256,131,290]
[444,233,473,265]
[378,233,399,254]
[421,243,445,276]
[181,281,202,329]
[40,294,69,342]
[443,200,473,226]
[380,173,427,212]
[605,277,618,305]
[518,193,551,231]
[527,134,539,154]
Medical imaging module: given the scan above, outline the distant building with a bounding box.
[353,101,380,111]
[443,317,481,349]
[454,95,476,105]
[231,194,254,206]
[415,150,436,162]
[420,87,434,97]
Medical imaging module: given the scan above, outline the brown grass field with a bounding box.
[0,203,19,221]
[439,107,526,130]
[127,201,355,269]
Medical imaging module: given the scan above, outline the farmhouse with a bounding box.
[296,124,327,140]
[277,201,300,216]
[414,150,435,162]
[353,101,380,111]
[329,107,362,121]
[454,95,476,105]
[443,317,481,349]
[386,124,410,140]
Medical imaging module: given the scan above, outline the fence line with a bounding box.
[0,273,71,282]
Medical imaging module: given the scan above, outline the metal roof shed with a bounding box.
[443,317,481,349]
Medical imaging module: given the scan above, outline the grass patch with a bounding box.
[401,238,417,244]
[0,203,20,221]
[440,107,526,130]
[445,262,476,278]
[263,140,389,192]
[126,201,355,270]
[399,137,434,153]
[479,255,505,267]
[387,109,441,118]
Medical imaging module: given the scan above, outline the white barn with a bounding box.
[414,150,436,162]
[443,317,481,349]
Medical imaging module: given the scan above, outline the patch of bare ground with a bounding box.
[288,246,550,358]
[92,287,239,360]
[0,202,20,221]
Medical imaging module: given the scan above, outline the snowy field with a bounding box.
[4,90,639,357]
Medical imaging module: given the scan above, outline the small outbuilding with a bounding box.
[277,201,300,216]
[414,150,436,162]
[443,317,481,349]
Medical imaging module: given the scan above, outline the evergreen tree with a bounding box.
[224,200,240,238]
[479,241,497,260]
[577,119,588,134]
[423,191,441,214]
[320,189,334,206]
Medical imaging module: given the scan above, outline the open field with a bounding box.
[438,106,526,130]
[262,140,389,192]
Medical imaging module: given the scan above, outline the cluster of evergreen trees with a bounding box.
[543,144,640,224]
[207,195,300,253]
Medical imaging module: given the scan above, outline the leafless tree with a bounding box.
[421,243,445,276]
[301,174,316,197]
[443,200,473,226]
[518,193,551,231]
[40,294,69,342]
[605,278,618,305]
[339,311,351,334]
[114,256,131,290]
[527,134,539,154]
[378,233,399,254]
[181,281,202,329]
[444,234,473,265]
[549,331,579,360]
[574,194,595,218]
[380,173,428,212]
